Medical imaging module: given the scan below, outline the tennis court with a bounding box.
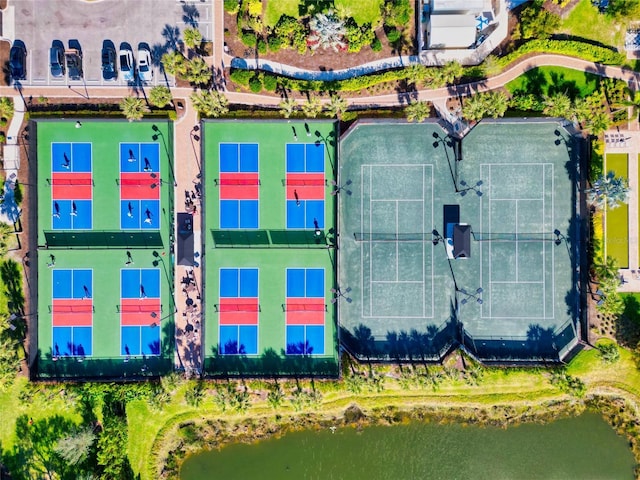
[203,120,339,375]
[339,121,582,362]
[36,120,175,378]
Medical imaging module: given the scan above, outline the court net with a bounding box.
[282,303,327,312]
[49,305,95,313]
[353,232,560,242]
[214,178,261,186]
[214,303,261,312]
[282,178,326,186]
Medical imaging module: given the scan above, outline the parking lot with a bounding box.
[8,0,213,87]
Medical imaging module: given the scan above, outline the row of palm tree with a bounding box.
[278,94,349,120]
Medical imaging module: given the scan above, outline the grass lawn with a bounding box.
[264,0,298,27]
[605,153,629,268]
[559,0,627,49]
[505,66,600,98]
[264,0,384,27]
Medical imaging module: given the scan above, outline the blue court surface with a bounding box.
[121,269,160,299]
[51,142,92,172]
[286,199,324,229]
[286,143,325,173]
[120,143,161,173]
[120,200,160,229]
[53,269,92,299]
[121,325,160,356]
[286,324,324,355]
[52,200,92,230]
[220,143,259,172]
[220,200,259,229]
[53,326,92,356]
[286,268,324,297]
[220,268,259,297]
[220,325,258,355]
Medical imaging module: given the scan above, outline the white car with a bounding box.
[119,44,135,82]
[137,43,153,82]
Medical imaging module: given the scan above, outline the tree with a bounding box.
[307,11,347,52]
[441,60,463,86]
[326,94,348,119]
[383,0,412,27]
[543,92,573,119]
[481,55,502,77]
[161,51,187,77]
[301,96,323,118]
[587,170,629,209]
[606,0,640,19]
[119,96,148,122]
[278,97,298,118]
[519,0,560,39]
[190,90,229,118]
[593,255,619,282]
[54,427,96,467]
[405,100,431,123]
[183,27,202,49]
[186,57,212,86]
[597,277,625,316]
[148,86,173,108]
[597,342,620,363]
[462,91,509,122]
[405,64,427,87]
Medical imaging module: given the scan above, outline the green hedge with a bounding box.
[497,39,625,68]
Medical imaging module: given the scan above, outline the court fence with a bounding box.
[353,232,561,242]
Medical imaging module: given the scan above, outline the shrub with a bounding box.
[240,30,257,47]
[229,68,253,86]
[268,35,283,52]
[168,110,177,121]
[224,0,239,14]
[386,27,401,43]
[345,20,375,53]
[598,342,620,363]
[371,37,382,52]
[262,74,278,92]
[257,37,268,55]
[249,74,263,93]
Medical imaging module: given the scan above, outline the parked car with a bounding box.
[9,43,26,80]
[101,44,117,81]
[49,43,65,78]
[137,43,153,82]
[65,49,83,80]
[119,45,135,82]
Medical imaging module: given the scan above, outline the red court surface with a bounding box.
[52,299,93,326]
[51,173,92,199]
[286,173,325,200]
[120,173,160,200]
[218,297,259,325]
[219,173,260,199]
[120,298,162,326]
[285,298,325,325]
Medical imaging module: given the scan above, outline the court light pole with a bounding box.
[432,132,459,192]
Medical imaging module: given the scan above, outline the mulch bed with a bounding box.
[223,11,415,73]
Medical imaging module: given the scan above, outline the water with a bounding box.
[180,412,635,480]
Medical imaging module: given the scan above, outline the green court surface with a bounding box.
[339,120,582,362]
[36,120,175,378]
[605,153,629,269]
[203,120,338,376]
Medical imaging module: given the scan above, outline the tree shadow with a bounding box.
[512,67,548,96]
[617,294,640,347]
[161,24,181,51]
[182,3,200,28]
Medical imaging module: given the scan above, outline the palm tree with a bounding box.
[462,91,508,122]
[405,64,426,88]
[161,51,187,77]
[441,60,463,86]
[186,57,212,86]
[543,92,572,119]
[278,98,298,118]
[148,86,173,108]
[326,94,348,119]
[301,96,323,118]
[190,90,229,118]
[481,55,501,77]
[183,27,202,50]
[593,255,618,282]
[307,11,346,52]
[405,100,431,123]
[587,170,629,209]
[120,96,148,122]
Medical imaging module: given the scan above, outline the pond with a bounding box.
[180,412,635,480]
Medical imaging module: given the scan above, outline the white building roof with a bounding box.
[432,0,484,14]
[428,14,476,49]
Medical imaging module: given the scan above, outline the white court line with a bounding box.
[371,198,425,202]
[515,200,518,282]
[371,280,424,284]
[490,281,544,284]
[370,166,373,317]
[395,200,399,282]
